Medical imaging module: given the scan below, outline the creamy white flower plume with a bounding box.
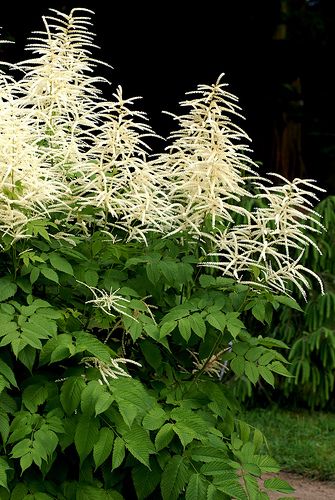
[161,74,259,235]
[78,280,135,319]
[81,356,142,384]
[74,86,175,242]
[0,78,70,240]
[202,176,325,298]
[14,7,109,200]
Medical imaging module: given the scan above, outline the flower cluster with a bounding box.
[161,75,258,235]
[202,175,324,298]
[81,356,142,384]
[0,8,324,297]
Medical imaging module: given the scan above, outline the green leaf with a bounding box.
[112,436,125,469]
[159,261,178,285]
[75,332,113,363]
[10,483,29,499]
[253,429,264,451]
[178,317,191,342]
[0,457,11,491]
[155,423,175,451]
[93,427,114,469]
[189,313,206,339]
[49,254,74,275]
[225,313,244,339]
[171,408,208,447]
[81,381,105,416]
[191,446,227,463]
[41,268,59,284]
[95,393,114,416]
[160,321,177,338]
[258,351,275,366]
[215,480,247,500]
[74,414,100,466]
[243,463,261,476]
[238,420,251,443]
[0,374,9,393]
[16,277,32,294]
[20,329,42,350]
[20,452,33,473]
[30,267,40,285]
[269,361,292,377]
[264,478,295,493]
[173,423,196,448]
[252,302,265,322]
[60,376,86,416]
[127,320,143,342]
[75,483,114,500]
[245,347,263,362]
[0,359,17,388]
[0,277,17,302]
[185,473,207,500]
[132,461,161,500]
[0,411,9,445]
[243,472,261,498]
[199,275,216,288]
[140,341,162,370]
[245,361,259,384]
[22,384,48,413]
[18,345,36,372]
[230,356,245,377]
[275,295,303,312]
[142,406,167,430]
[175,262,193,284]
[40,334,74,366]
[206,483,226,500]
[255,455,280,473]
[34,427,58,459]
[84,269,99,287]
[258,366,275,387]
[146,260,161,285]
[123,423,155,468]
[161,307,190,323]
[111,378,154,428]
[206,312,226,331]
[11,438,32,458]
[200,460,231,476]
[161,455,190,500]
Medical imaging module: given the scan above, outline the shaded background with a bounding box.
[1,0,334,193]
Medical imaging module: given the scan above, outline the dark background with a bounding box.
[1,0,334,193]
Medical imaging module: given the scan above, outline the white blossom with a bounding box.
[202,176,325,298]
[81,356,142,384]
[161,74,259,235]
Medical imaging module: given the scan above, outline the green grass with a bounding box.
[244,407,335,480]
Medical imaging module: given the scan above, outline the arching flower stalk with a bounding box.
[202,176,325,298]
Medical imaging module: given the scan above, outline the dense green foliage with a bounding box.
[0,230,297,498]
[269,196,335,408]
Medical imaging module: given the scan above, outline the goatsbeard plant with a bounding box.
[0,8,322,499]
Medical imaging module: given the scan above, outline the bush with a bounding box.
[0,8,322,499]
[269,196,335,409]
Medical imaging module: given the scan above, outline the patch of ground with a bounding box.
[265,472,335,500]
